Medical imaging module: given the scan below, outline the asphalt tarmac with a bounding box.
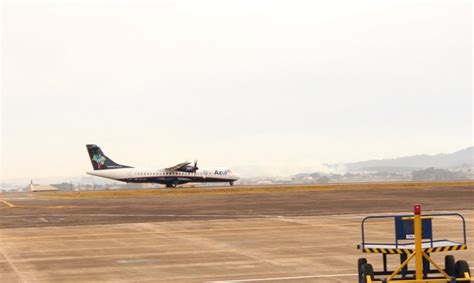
[0,182,472,282]
[0,183,473,228]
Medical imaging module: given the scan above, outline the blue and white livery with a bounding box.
[86,144,240,188]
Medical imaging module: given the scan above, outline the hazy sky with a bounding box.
[1,0,472,180]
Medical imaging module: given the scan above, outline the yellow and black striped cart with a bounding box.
[357,205,471,283]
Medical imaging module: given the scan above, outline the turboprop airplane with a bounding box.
[85,144,240,188]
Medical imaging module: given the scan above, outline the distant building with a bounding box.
[29,184,59,192]
[50,182,74,191]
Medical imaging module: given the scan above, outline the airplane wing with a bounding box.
[165,162,191,171]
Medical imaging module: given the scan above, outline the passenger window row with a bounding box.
[137,172,210,176]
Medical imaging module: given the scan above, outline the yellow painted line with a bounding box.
[45,181,474,198]
[0,199,16,208]
[0,205,106,209]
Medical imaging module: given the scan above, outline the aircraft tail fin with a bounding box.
[86,144,132,170]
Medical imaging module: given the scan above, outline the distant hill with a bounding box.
[335,147,473,173]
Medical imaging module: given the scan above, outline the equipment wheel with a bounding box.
[445,255,455,276]
[455,260,471,282]
[358,258,367,283]
[360,263,374,283]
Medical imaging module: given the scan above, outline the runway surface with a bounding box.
[1,182,473,228]
[0,182,473,282]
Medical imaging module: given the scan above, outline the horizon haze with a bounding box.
[1,146,472,186]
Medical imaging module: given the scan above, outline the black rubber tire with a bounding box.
[358,258,367,283]
[361,263,375,283]
[445,255,456,276]
[455,260,471,282]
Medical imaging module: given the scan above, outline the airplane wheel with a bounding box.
[445,255,455,276]
[455,260,471,282]
[358,258,367,283]
[360,263,374,283]
[229,181,234,186]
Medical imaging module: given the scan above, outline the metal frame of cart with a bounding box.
[357,204,471,283]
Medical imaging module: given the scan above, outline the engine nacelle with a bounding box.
[178,164,199,173]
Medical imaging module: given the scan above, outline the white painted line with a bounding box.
[0,213,277,218]
[116,259,160,264]
[0,242,29,282]
[209,273,357,282]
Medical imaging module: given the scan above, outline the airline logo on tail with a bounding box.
[86,144,131,170]
[92,152,106,169]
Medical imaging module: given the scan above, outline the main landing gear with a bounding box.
[165,183,177,188]
[229,181,234,186]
